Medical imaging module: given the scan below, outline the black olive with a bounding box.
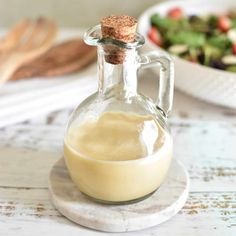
[206,30,214,37]
[188,15,200,22]
[197,52,205,64]
[210,59,227,70]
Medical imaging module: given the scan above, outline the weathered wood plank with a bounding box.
[0,148,60,188]
[0,120,235,191]
[0,188,235,236]
[0,125,65,152]
[171,120,236,192]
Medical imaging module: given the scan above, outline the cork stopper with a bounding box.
[100,15,137,64]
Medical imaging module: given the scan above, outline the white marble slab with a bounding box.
[48,158,189,232]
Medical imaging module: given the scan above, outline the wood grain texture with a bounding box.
[0,18,57,86]
[0,188,235,235]
[10,39,96,80]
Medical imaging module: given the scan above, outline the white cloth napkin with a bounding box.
[0,68,97,128]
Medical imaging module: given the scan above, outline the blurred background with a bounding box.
[0,0,235,126]
[0,0,163,27]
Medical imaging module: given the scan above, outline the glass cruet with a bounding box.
[63,16,174,204]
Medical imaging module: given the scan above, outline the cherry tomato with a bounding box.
[232,44,236,55]
[217,16,231,32]
[148,27,162,46]
[167,7,183,20]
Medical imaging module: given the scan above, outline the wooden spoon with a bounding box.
[0,17,57,86]
[0,19,32,53]
[10,38,97,80]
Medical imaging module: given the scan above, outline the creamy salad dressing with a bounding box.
[64,112,173,202]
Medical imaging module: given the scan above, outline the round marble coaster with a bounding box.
[48,158,189,232]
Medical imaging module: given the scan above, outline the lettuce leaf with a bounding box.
[167,31,205,47]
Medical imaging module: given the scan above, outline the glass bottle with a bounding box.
[63,23,174,204]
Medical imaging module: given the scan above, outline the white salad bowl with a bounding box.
[138,0,236,109]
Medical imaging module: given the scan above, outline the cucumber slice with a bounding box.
[222,55,236,65]
[227,29,236,43]
[168,44,188,55]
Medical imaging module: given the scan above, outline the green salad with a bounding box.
[148,7,236,72]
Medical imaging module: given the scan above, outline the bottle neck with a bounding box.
[97,45,138,95]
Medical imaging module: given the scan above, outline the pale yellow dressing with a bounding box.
[64,112,172,202]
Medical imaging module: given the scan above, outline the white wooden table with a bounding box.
[0,69,236,236]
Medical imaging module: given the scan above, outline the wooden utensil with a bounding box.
[10,38,97,80]
[0,19,32,53]
[0,17,57,86]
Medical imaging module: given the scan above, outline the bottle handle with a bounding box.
[139,51,174,117]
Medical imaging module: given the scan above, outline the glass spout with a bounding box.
[97,45,138,95]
